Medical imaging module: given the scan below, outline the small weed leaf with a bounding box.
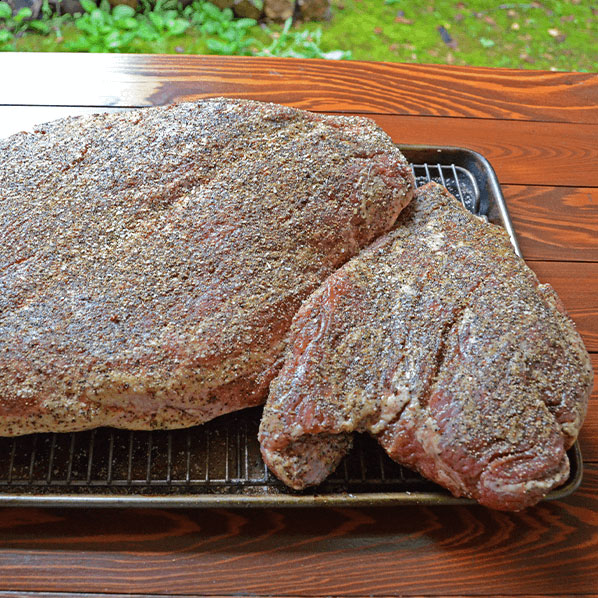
[79,0,97,13]
[115,16,138,30]
[112,4,135,19]
[235,17,257,28]
[28,20,51,33]
[0,2,12,19]
[14,7,33,22]
[149,12,163,29]
[166,18,189,35]
[202,2,223,20]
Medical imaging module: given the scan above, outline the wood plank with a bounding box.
[2,54,598,124]
[528,261,598,352]
[0,595,588,598]
[364,114,598,188]
[0,467,596,596]
[503,185,598,263]
[2,107,598,188]
[578,353,598,463]
[0,595,303,598]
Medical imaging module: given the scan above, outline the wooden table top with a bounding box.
[0,52,597,598]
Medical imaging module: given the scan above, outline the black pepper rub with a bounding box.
[0,98,414,435]
[259,182,593,511]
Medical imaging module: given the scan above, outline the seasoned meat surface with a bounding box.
[259,182,593,510]
[0,98,414,435]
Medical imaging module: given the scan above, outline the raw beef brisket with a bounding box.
[259,182,593,510]
[0,98,414,435]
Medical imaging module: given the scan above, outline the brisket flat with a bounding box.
[0,98,414,435]
[259,182,593,510]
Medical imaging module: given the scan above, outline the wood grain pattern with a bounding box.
[526,261,598,351]
[361,114,598,188]
[0,466,596,596]
[0,595,315,598]
[578,353,598,463]
[0,596,585,598]
[3,54,598,124]
[503,185,598,262]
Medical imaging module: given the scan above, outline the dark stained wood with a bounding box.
[0,466,596,596]
[0,596,586,598]
[0,596,333,598]
[528,261,598,352]
[579,353,598,463]
[0,595,343,598]
[3,54,598,124]
[360,114,598,188]
[503,185,598,262]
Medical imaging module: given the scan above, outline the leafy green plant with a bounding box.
[33,0,73,39]
[141,0,189,39]
[257,17,351,59]
[1,0,350,60]
[0,1,35,50]
[65,0,140,52]
[182,0,257,55]
[65,0,189,52]
[27,0,55,33]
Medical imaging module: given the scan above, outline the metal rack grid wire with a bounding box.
[411,162,481,214]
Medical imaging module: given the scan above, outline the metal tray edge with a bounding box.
[399,144,523,257]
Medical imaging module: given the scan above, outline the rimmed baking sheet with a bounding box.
[0,146,581,507]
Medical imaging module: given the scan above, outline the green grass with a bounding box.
[312,0,597,70]
[6,0,598,71]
